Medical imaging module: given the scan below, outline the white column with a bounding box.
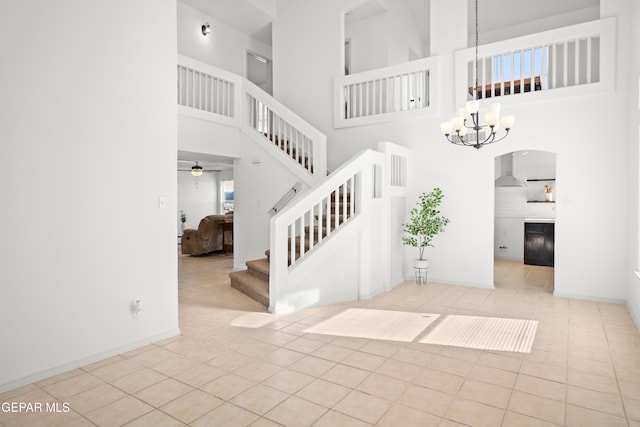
[430,0,469,113]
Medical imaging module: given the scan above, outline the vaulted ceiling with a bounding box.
[180,0,599,48]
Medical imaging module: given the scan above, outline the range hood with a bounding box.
[495,153,526,187]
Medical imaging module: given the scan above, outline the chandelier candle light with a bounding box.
[441,0,515,149]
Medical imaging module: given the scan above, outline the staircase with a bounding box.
[229,257,270,307]
[230,192,352,307]
[178,55,408,313]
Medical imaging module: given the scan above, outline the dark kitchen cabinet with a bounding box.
[524,222,554,267]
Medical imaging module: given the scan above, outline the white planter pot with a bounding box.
[414,259,428,284]
[414,259,428,269]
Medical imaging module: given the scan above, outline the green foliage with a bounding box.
[402,187,450,260]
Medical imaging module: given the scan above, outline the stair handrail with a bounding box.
[268,182,302,216]
[269,149,384,312]
[177,55,327,186]
[244,80,327,185]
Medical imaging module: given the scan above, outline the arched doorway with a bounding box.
[494,150,556,292]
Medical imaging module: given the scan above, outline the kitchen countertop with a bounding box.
[524,218,555,223]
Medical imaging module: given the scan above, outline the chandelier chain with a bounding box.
[475,0,479,100]
[439,0,514,149]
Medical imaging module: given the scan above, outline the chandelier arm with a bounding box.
[485,129,511,144]
[446,134,474,146]
[479,126,498,144]
[476,130,510,147]
[479,132,496,145]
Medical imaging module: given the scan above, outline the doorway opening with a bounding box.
[494,150,556,293]
[343,0,388,75]
[246,51,272,95]
[221,180,234,214]
[344,38,351,75]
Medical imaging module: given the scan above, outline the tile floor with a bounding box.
[1,255,639,426]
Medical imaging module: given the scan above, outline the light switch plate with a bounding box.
[158,197,167,208]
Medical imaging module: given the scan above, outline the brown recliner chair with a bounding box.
[181,215,226,255]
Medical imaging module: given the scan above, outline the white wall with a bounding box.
[344,0,423,74]
[284,229,360,311]
[345,13,388,74]
[476,6,600,45]
[232,133,306,270]
[178,116,244,158]
[273,0,365,161]
[178,171,219,230]
[627,0,640,326]
[177,1,271,76]
[389,197,407,286]
[273,0,632,299]
[381,0,424,65]
[0,0,178,391]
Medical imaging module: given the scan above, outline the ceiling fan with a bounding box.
[177,161,221,176]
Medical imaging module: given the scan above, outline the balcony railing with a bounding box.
[334,57,440,128]
[177,55,326,185]
[455,18,615,103]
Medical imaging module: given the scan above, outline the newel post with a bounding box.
[312,134,327,183]
[356,152,375,300]
[269,215,289,313]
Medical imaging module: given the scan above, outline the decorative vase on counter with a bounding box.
[545,192,553,202]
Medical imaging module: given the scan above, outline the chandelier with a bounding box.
[440,0,514,149]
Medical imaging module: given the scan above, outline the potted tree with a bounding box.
[402,187,450,284]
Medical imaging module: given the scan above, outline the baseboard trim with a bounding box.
[628,301,640,332]
[553,291,626,305]
[627,272,640,331]
[494,256,524,262]
[404,276,494,289]
[0,328,181,394]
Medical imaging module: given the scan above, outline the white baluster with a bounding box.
[563,40,568,88]
[350,176,355,217]
[574,39,579,86]
[586,36,592,84]
[289,222,296,267]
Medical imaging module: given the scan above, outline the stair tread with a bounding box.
[246,258,270,276]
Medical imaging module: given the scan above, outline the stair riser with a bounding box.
[248,267,269,282]
[230,278,269,307]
